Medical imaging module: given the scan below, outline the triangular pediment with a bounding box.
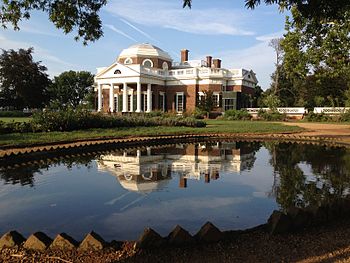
[242,70,258,84]
[95,62,140,79]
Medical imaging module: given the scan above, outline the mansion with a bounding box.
[95,44,258,113]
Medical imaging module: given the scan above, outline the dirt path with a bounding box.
[284,122,350,143]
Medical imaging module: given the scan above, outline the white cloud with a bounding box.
[105,24,138,42]
[0,34,79,77]
[120,18,158,43]
[105,0,254,36]
[207,31,285,89]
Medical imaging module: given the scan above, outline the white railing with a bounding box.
[313,107,350,114]
[245,108,307,115]
[140,66,165,77]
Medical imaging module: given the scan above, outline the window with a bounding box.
[176,93,184,112]
[124,58,133,64]
[223,98,236,111]
[114,69,121,74]
[127,95,132,112]
[114,95,118,112]
[143,93,148,112]
[142,59,153,68]
[162,62,168,70]
[159,92,165,111]
[213,92,221,107]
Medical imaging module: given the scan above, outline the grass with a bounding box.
[0,120,303,147]
[0,117,32,123]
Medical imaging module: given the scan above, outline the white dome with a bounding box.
[118,43,172,61]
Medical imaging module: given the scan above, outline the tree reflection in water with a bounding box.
[265,142,350,211]
[0,155,95,187]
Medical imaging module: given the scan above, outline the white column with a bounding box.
[109,83,114,112]
[146,147,151,156]
[136,81,141,112]
[97,83,103,112]
[122,82,128,112]
[130,89,134,112]
[147,83,152,112]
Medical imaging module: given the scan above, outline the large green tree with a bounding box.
[184,0,350,22]
[280,8,350,107]
[0,48,51,109]
[48,70,94,109]
[0,0,106,44]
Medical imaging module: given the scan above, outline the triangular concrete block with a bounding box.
[195,222,223,243]
[0,231,26,249]
[135,228,165,249]
[50,233,78,250]
[78,231,105,251]
[167,225,195,246]
[23,232,52,251]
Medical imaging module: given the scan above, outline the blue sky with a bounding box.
[0,0,287,89]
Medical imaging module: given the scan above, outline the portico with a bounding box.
[96,80,153,113]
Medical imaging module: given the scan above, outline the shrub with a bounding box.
[257,109,286,121]
[0,121,33,134]
[224,109,252,120]
[304,112,334,122]
[339,111,350,122]
[0,111,32,117]
[192,107,206,119]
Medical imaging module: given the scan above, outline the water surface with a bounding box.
[0,141,349,240]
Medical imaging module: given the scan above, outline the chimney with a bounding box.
[206,56,212,68]
[181,49,189,63]
[213,59,222,69]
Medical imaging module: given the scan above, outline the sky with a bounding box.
[0,0,288,89]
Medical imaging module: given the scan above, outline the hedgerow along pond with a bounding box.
[0,141,349,241]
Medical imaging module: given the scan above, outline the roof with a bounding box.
[118,43,172,61]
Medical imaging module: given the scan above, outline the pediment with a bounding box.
[242,70,258,84]
[95,62,140,79]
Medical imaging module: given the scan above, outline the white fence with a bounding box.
[313,107,350,114]
[245,108,307,115]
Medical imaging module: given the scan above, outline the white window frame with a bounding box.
[159,92,165,112]
[114,95,118,112]
[162,62,168,70]
[176,92,184,113]
[142,59,153,68]
[124,57,133,64]
[223,98,236,111]
[213,92,221,107]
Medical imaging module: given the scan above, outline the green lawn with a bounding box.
[0,120,303,147]
[0,117,32,123]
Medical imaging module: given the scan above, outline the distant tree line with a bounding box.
[0,48,95,110]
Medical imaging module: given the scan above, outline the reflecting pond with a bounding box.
[0,141,349,241]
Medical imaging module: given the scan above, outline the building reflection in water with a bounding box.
[97,142,258,192]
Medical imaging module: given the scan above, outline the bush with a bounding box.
[304,112,334,122]
[339,111,350,122]
[0,111,32,117]
[0,109,206,134]
[192,107,206,119]
[0,121,33,134]
[223,109,252,120]
[257,109,286,121]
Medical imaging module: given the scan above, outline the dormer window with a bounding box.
[124,57,133,65]
[142,59,153,68]
[248,74,251,78]
[114,69,121,74]
[162,61,168,70]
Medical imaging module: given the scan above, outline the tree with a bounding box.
[269,38,284,95]
[0,0,106,44]
[184,0,350,23]
[48,71,94,109]
[280,8,350,107]
[0,48,51,109]
[197,90,215,117]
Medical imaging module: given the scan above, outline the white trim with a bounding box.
[143,59,154,68]
[124,57,133,65]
